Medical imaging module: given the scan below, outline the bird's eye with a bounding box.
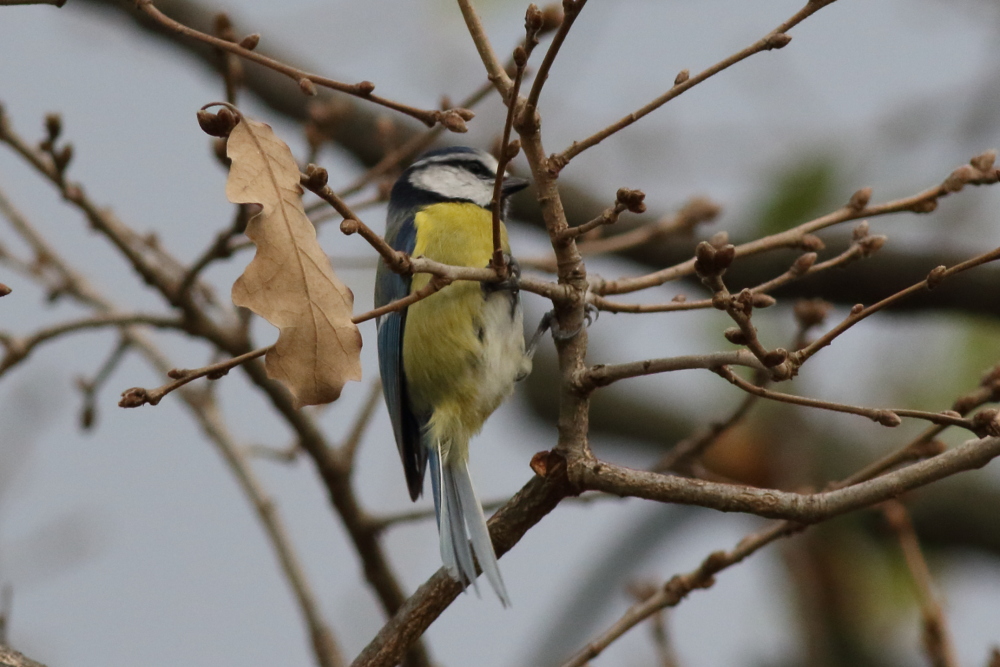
[467,162,496,180]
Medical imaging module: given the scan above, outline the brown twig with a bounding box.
[551,0,838,172]
[713,365,985,432]
[135,0,473,131]
[883,501,960,667]
[792,243,1000,369]
[119,345,271,407]
[594,153,1000,296]
[522,0,587,124]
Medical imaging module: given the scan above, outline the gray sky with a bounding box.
[2,1,999,666]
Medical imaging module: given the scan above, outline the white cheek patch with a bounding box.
[410,166,494,208]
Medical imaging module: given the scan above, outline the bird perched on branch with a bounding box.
[375,146,531,605]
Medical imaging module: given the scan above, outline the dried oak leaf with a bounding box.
[227,116,362,407]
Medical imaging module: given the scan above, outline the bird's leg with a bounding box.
[527,303,599,356]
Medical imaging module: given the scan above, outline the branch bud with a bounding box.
[752,293,776,308]
[910,198,938,213]
[298,77,318,96]
[765,33,792,49]
[540,3,564,33]
[53,144,73,174]
[714,244,736,272]
[972,408,1000,437]
[674,69,690,86]
[438,109,471,133]
[525,4,544,34]
[762,348,788,367]
[303,163,329,190]
[513,45,529,68]
[708,231,729,248]
[922,265,946,290]
[873,410,902,427]
[197,107,239,138]
[799,234,825,251]
[847,186,872,211]
[850,303,864,315]
[858,234,886,257]
[791,252,818,276]
[943,165,975,193]
[694,241,717,277]
[616,188,646,213]
[44,113,62,142]
[357,81,376,95]
[239,33,261,50]
[505,139,522,161]
[970,149,997,173]
[0,282,11,297]
[724,327,747,345]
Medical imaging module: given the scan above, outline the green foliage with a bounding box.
[755,156,839,236]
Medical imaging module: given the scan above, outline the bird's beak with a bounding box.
[501,175,530,197]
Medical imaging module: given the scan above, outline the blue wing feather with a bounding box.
[375,212,427,500]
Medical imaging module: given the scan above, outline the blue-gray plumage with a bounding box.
[375,146,530,605]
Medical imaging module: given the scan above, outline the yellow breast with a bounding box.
[402,202,518,459]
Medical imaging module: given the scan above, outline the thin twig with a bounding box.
[551,0,838,171]
[594,154,1000,296]
[713,365,981,433]
[522,0,587,123]
[135,0,472,130]
[883,501,960,667]
[341,379,384,468]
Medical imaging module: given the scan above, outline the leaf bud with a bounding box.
[752,293,776,308]
[197,107,238,137]
[714,244,736,272]
[763,348,788,367]
[239,33,261,50]
[514,45,529,68]
[303,163,329,189]
[847,186,872,211]
[439,110,470,133]
[943,165,975,193]
[53,144,73,174]
[799,234,825,251]
[791,252,818,276]
[724,327,747,345]
[674,69,690,85]
[525,4,544,33]
[873,410,901,427]
[972,408,1000,437]
[340,219,360,235]
[694,241,717,276]
[505,139,522,161]
[850,303,864,315]
[765,33,792,49]
[858,234,886,257]
[910,199,938,213]
[708,231,729,248]
[0,282,11,297]
[44,113,62,141]
[616,188,646,214]
[925,265,947,289]
[540,3,563,33]
[357,81,376,95]
[298,77,318,96]
[970,149,997,172]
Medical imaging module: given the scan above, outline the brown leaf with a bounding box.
[227,116,362,407]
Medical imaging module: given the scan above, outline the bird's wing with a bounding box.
[375,213,427,500]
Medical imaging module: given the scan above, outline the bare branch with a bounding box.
[135,0,472,131]
[883,501,960,667]
[455,0,513,97]
[551,0,838,171]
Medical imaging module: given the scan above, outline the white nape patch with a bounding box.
[409,164,496,207]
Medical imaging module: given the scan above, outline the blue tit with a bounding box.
[375,146,531,605]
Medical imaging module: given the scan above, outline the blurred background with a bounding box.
[1,0,1000,666]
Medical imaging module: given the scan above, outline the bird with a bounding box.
[374,146,531,605]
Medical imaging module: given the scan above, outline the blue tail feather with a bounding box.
[429,444,510,606]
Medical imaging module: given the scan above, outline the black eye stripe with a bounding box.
[416,158,496,179]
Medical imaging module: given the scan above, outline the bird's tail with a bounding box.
[428,444,510,606]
